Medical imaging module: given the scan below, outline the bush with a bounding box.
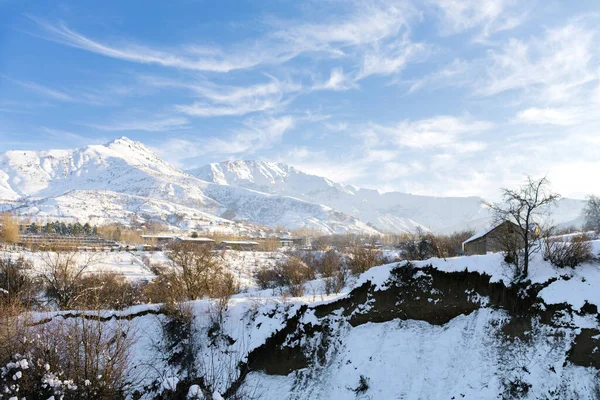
[348,245,382,275]
[319,250,346,294]
[397,229,438,261]
[75,272,145,310]
[352,375,370,394]
[1,315,132,399]
[543,234,594,268]
[254,266,280,290]
[254,257,313,296]
[0,256,34,306]
[167,242,234,301]
[37,249,100,310]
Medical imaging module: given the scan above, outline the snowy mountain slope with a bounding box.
[12,189,228,228]
[190,160,586,233]
[0,138,376,233]
[0,137,218,209]
[0,138,584,234]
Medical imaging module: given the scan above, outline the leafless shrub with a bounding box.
[0,255,34,306]
[75,272,145,310]
[0,212,20,245]
[143,244,238,306]
[1,314,133,399]
[278,257,313,297]
[348,244,382,275]
[319,250,346,294]
[254,257,313,296]
[36,248,101,309]
[543,233,594,268]
[397,228,438,261]
[254,266,280,290]
[167,242,233,301]
[435,230,475,257]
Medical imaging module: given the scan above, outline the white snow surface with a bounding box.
[22,243,600,399]
[0,138,376,234]
[189,160,586,233]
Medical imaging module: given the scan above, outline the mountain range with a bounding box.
[0,137,585,235]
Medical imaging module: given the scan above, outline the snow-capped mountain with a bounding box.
[0,139,585,234]
[189,160,489,233]
[0,138,376,234]
[190,160,586,233]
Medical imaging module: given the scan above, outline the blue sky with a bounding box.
[1,0,599,199]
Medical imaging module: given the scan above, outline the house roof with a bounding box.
[220,240,259,245]
[140,234,176,239]
[463,221,510,245]
[176,237,215,242]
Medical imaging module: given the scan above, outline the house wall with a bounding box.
[464,237,487,255]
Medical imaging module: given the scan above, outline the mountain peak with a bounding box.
[105,136,139,148]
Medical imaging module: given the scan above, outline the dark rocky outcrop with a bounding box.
[245,263,599,376]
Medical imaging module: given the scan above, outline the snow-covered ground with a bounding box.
[1,248,289,290]
[17,239,599,399]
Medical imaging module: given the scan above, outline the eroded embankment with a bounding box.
[245,263,600,376]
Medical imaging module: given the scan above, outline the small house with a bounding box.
[174,237,216,247]
[141,234,176,245]
[217,240,259,251]
[462,221,523,255]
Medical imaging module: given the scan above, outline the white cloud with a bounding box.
[157,115,296,163]
[87,117,190,132]
[476,23,597,99]
[379,115,494,150]
[358,37,429,79]
[428,0,527,39]
[515,107,578,126]
[28,2,418,75]
[312,68,357,91]
[407,59,469,93]
[174,78,301,117]
[204,115,295,154]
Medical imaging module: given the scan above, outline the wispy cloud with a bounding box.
[27,2,417,74]
[476,22,597,99]
[173,77,301,117]
[86,116,190,132]
[428,0,528,40]
[1,74,134,106]
[358,36,429,80]
[375,115,493,151]
[156,115,296,164]
[406,59,469,93]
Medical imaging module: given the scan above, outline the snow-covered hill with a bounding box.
[0,139,585,234]
[0,138,376,234]
[21,244,600,399]
[190,160,585,233]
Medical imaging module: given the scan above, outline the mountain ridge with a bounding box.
[0,137,585,234]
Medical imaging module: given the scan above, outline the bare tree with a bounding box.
[348,241,382,275]
[398,228,439,261]
[167,242,235,301]
[486,176,560,279]
[0,255,34,306]
[37,248,100,309]
[582,195,600,233]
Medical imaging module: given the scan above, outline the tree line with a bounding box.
[24,221,98,236]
